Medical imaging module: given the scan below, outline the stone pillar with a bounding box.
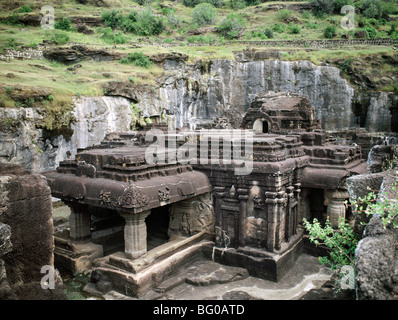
[275,191,287,251]
[121,211,151,259]
[285,186,294,242]
[293,183,301,234]
[326,190,349,229]
[238,188,249,248]
[68,203,91,242]
[265,191,278,252]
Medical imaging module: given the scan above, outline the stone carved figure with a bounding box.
[118,185,150,209]
[158,187,171,202]
[252,194,264,209]
[191,193,215,234]
[168,193,214,239]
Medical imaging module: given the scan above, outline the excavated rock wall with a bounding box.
[0,163,65,299]
[0,58,396,172]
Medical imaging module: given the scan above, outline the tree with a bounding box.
[361,0,383,19]
[217,13,246,39]
[192,3,217,26]
[324,25,337,38]
[312,0,335,15]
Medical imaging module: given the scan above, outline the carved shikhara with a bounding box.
[168,192,214,239]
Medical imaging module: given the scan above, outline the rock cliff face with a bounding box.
[0,57,396,172]
[0,96,132,172]
[128,58,394,132]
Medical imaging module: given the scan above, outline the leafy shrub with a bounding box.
[101,9,123,29]
[288,23,300,34]
[50,31,70,45]
[55,17,71,31]
[272,23,287,33]
[121,9,164,36]
[244,0,260,6]
[204,0,224,8]
[312,0,335,15]
[183,0,201,8]
[18,5,33,13]
[192,3,217,27]
[324,25,337,38]
[333,0,353,13]
[263,28,274,39]
[135,0,154,5]
[101,27,128,44]
[230,0,246,9]
[167,12,180,27]
[363,26,378,38]
[381,0,398,15]
[303,217,359,286]
[361,0,383,19]
[119,52,152,68]
[277,9,293,22]
[305,21,318,29]
[217,13,246,39]
[2,38,21,50]
[4,13,20,25]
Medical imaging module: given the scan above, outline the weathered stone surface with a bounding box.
[43,45,121,64]
[0,163,65,299]
[0,223,12,258]
[346,171,386,235]
[0,96,132,172]
[184,260,248,286]
[355,171,398,300]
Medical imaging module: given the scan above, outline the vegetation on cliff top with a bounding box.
[0,0,397,123]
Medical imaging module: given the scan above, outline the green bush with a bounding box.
[101,27,128,44]
[183,0,201,8]
[121,8,164,36]
[303,217,359,285]
[101,9,123,29]
[362,0,383,19]
[263,28,274,39]
[4,13,20,25]
[333,0,353,13]
[305,21,318,29]
[167,12,180,27]
[119,52,152,68]
[192,3,217,27]
[50,31,70,45]
[312,0,335,15]
[18,5,33,13]
[288,23,300,34]
[277,9,293,22]
[230,0,246,9]
[55,17,71,31]
[324,25,337,38]
[204,0,224,8]
[217,13,246,39]
[272,23,287,33]
[381,0,398,15]
[135,0,154,5]
[244,0,259,6]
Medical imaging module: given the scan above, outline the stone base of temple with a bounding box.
[206,228,304,282]
[54,231,104,275]
[90,238,213,298]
